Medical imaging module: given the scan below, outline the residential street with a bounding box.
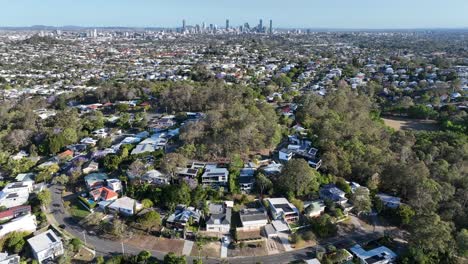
[48,184,385,263]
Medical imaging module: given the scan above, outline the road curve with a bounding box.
[48,184,382,264]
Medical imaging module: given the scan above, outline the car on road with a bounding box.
[221,236,229,244]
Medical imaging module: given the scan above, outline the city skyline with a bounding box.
[1,0,468,29]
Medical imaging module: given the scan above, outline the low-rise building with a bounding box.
[166,205,201,229]
[0,205,31,222]
[266,198,300,223]
[0,252,20,264]
[89,187,118,202]
[201,167,229,188]
[28,230,64,264]
[84,173,108,189]
[0,214,37,238]
[103,197,142,216]
[349,244,397,264]
[239,168,255,193]
[376,193,401,209]
[239,207,269,231]
[304,200,326,218]
[206,202,232,233]
[319,184,348,205]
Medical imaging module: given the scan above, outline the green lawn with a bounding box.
[69,199,91,220]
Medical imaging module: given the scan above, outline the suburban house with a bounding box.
[320,184,348,205]
[0,182,33,209]
[266,198,300,223]
[239,168,255,193]
[2,182,33,194]
[15,173,35,183]
[201,166,229,188]
[205,202,232,233]
[142,170,169,185]
[89,187,118,202]
[376,193,401,209]
[304,200,326,218]
[0,252,20,264]
[239,207,269,231]
[177,168,199,179]
[279,145,323,170]
[82,161,99,174]
[0,214,37,238]
[102,197,142,216]
[28,230,64,264]
[0,191,29,209]
[106,178,122,192]
[84,173,108,189]
[349,244,397,264]
[0,205,31,222]
[166,205,201,230]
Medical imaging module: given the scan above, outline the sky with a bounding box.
[1,0,468,29]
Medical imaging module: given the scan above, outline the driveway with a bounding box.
[220,236,230,258]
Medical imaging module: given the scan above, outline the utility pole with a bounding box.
[121,241,125,255]
[82,230,87,246]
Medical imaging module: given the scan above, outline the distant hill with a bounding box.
[21,34,63,45]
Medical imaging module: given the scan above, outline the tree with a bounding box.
[456,229,468,257]
[103,154,122,171]
[350,187,371,214]
[69,238,83,252]
[53,174,69,185]
[408,214,455,261]
[397,204,415,226]
[335,178,351,194]
[277,159,319,197]
[163,252,186,264]
[255,172,272,197]
[128,160,146,183]
[110,218,127,238]
[141,199,154,209]
[137,250,152,263]
[161,153,187,180]
[37,190,52,207]
[138,211,161,233]
[37,164,60,183]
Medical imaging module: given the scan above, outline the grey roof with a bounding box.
[240,208,268,223]
[27,230,61,253]
[206,207,231,225]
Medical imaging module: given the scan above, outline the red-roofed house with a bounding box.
[89,187,118,202]
[0,205,32,221]
[57,150,74,160]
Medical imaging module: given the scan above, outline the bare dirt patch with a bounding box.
[383,117,438,131]
[125,235,184,254]
[228,240,268,257]
[191,241,220,258]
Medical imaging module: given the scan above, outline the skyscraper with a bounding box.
[269,20,273,34]
[226,19,229,30]
[259,19,263,31]
[182,19,186,30]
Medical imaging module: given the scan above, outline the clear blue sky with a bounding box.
[1,0,467,29]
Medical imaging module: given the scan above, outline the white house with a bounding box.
[104,197,142,216]
[0,214,37,238]
[376,193,401,209]
[0,252,20,264]
[349,244,397,264]
[279,148,294,161]
[28,230,64,264]
[201,167,229,188]
[266,198,300,223]
[304,200,326,218]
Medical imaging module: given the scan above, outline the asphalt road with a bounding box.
[49,184,383,263]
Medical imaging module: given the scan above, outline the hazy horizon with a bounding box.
[1,0,467,29]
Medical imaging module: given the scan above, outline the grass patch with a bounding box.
[69,199,91,220]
